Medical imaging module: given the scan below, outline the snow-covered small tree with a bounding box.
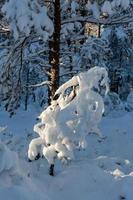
[28,66,109,176]
[101,26,133,99]
[76,36,111,70]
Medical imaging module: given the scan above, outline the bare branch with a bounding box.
[26,81,51,88]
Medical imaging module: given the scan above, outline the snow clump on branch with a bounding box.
[2,0,53,40]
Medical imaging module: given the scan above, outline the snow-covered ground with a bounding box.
[0,106,133,200]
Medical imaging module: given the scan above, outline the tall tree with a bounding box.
[48,0,61,101]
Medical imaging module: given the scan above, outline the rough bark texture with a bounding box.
[48,0,61,103]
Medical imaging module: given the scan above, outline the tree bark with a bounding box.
[97,24,101,38]
[48,0,61,103]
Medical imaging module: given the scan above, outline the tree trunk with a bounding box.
[49,164,54,176]
[48,0,61,103]
[98,24,101,38]
[25,68,29,111]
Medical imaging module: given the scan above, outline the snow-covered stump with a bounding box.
[0,141,18,174]
[0,127,20,183]
[28,66,109,176]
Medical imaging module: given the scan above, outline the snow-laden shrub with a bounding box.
[104,92,125,115]
[78,37,111,69]
[28,67,109,175]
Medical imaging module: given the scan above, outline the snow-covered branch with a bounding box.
[62,14,133,26]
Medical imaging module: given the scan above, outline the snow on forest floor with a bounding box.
[0,106,133,200]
